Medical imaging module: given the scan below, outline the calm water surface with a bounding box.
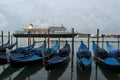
[0,37,120,80]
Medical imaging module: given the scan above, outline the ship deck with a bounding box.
[13,33,78,38]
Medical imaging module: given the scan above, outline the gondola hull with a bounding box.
[45,56,70,70]
[10,41,59,68]
[10,53,55,68]
[76,42,91,72]
[93,42,120,70]
[10,56,43,68]
[45,41,70,70]
[77,58,91,72]
[11,41,36,54]
[0,42,17,52]
[0,52,27,65]
[106,43,120,57]
[95,57,120,70]
[0,55,8,64]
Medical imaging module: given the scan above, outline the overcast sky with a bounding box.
[0,0,120,34]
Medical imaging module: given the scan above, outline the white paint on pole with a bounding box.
[6,48,11,63]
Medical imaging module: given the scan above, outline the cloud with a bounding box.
[0,0,120,34]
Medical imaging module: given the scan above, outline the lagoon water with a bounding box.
[0,37,120,80]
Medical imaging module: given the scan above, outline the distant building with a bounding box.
[49,24,67,33]
[76,33,91,38]
[23,24,48,34]
[14,24,68,34]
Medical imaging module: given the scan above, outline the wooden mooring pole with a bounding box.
[95,29,99,80]
[1,31,4,50]
[28,30,32,52]
[102,34,104,48]
[45,36,46,48]
[11,35,13,50]
[118,36,119,51]
[88,34,90,50]
[28,33,30,51]
[59,35,60,53]
[71,28,74,80]
[11,35,13,46]
[48,28,50,54]
[71,28,74,61]
[97,29,99,58]
[16,37,18,49]
[8,31,10,46]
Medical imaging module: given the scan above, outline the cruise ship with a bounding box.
[13,24,78,38]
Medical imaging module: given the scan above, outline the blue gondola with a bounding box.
[9,41,37,61]
[0,41,36,64]
[45,41,70,70]
[76,41,91,72]
[92,42,120,70]
[10,41,46,59]
[10,41,59,68]
[11,41,36,54]
[0,41,16,52]
[106,42,120,57]
[29,40,46,56]
[0,41,9,48]
[0,42,17,64]
[44,41,59,58]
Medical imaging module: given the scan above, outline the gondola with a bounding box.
[10,41,37,60]
[10,41,59,68]
[28,40,46,56]
[106,42,120,57]
[0,41,35,65]
[0,41,9,48]
[10,41,36,54]
[76,41,91,72]
[0,41,17,52]
[45,41,70,70]
[0,42,17,64]
[92,42,120,70]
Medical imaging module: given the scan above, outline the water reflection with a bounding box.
[71,60,74,80]
[76,65,92,80]
[14,64,43,80]
[99,65,120,80]
[0,65,20,80]
[95,64,98,80]
[47,61,70,80]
